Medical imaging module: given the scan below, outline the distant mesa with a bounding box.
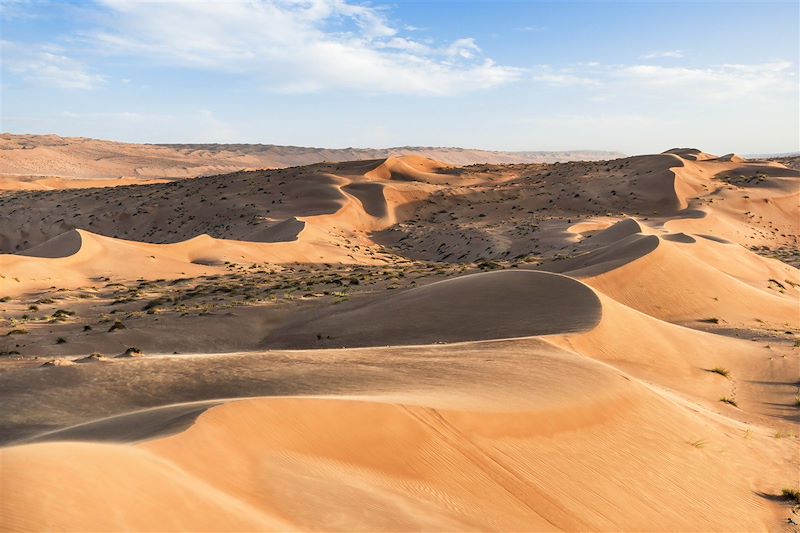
[0,133,627,188]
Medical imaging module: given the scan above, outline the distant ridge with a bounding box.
[155,141,625,165]
[0,134,624,189]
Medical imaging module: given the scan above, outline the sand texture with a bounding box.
[1,146,798,532]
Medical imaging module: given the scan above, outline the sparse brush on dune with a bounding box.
[706,367,730,378]
[0,143,798,532]
[781,488,800,505]
[719,397,738,407]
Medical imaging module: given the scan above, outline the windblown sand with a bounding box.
[0,142,798,531]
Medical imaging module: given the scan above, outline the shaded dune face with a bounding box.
[545,232,661,277]
[244,216,306,243]
[342,182,388,218]
[13,228,83,258]
[265,270,602,348]
[25,400,222,445]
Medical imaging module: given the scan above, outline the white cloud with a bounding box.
[1,41,105,90]
[85,0,519,95]
[531,60,796,100]
[617,61,795,98]
[532,66,600,87]
[444,38,481,59]
[642,50,684,59]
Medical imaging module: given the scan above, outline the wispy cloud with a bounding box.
[82,0,519,95]
[642,50,684,59]
[617,61,795,98]
[532,66,600,87]
[531,60,796,100]
[1,40,106,90]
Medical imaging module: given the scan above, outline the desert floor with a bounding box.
[0,143,798,531]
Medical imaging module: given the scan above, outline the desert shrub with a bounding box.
[706,367,730,378]
[781,488,800,504]
[719,397,738,407]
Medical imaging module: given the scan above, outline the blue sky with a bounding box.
[2,0,798,154]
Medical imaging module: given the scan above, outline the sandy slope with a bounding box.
[550,219,799,329]
[264,270,602,348]
[1,148,799,532]
[2,269,799,531]
[2,389,783,532]
[0,134,624,190]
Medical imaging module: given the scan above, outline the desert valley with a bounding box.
[0,133,798,531]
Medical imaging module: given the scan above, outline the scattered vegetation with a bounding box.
[706,367,730,378]
[781,488,800,505]
[719,397,738,407]
[108,320,126,332]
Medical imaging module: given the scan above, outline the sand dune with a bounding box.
[548,218,799,328]
[265,270,601,348]
[1,146,798,532]
[2,350,791,531]
[0,227,375,296]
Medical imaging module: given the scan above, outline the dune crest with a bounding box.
[265,270,602,348]
[1,146,797,532]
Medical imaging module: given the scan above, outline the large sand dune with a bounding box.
[265,270,602,348]
[1,146,798,532]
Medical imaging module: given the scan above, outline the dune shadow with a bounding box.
[21,400,222,445]
[15,229,82,258]
[263,270,603,349]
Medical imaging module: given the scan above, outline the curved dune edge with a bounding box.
[264,270,602,348]
[14,228,84,258]
[550,217,800,328]
[1,385,783,532]
[0,225,374,296]
[364,154,452,183]
[0,155,443,296]
[579,234,798,327]
[1,255,795,530]
[23,400,223,445]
